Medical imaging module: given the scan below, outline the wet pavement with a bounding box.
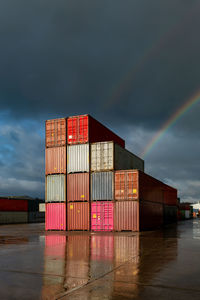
[0,220,200,299]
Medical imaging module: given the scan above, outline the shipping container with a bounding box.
[46,174,66,202]
[67,202,90,230]
[67,114,125,148]
[91,141,144,172]
[163,188,178,206]
[163,205,177,225]
[46,118,67,148]
[115,170,177,205]
[0,211,28,224]
[45,146,66,175]
[67,173,89,201]
[45,203,66,230]
[139,201,163,230]
[67,144,89,173]
[91,201,114,231]
[91,171,114,201]
[28,199,43,212]
[0,198,28,211]
[39,203,45,212]
[115,201,139,231]
[28,211,45,223]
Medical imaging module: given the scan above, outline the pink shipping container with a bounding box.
[67,202,90,230]
[115,201,139,231]
[91,201,114,231]
[45,146,66,175]
[67,173,90,201]
[45,203,66,230]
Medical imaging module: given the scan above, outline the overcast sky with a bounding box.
[0,0,199,202]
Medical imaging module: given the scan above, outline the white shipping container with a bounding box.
[67,144,89,173]
[46,174,66,202]
[39,203,45,212]
[91,141,144,172]
[0,212,28,224]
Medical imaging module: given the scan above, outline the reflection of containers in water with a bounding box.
[45,235,66,258]
[139,201,163,231]
[0,212,28,224]
[67,202,90,230]
[67,173,89,201]
[91,201,114,231]
[67,114,125,148]
[45,146,66,175]
[45,174,66,202]
[163,205,177,225]
[67,144,89,173]
[114,235,139,263]
[45,118,67,148]
[91,171,114,201]
[45,203,66,230]
[91,141,144,172]
[115,201,139,232]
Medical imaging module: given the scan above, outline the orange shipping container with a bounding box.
[67,202,90,230]
[67,173,90,201]
[45,146,66,175]
[46,118,67,148]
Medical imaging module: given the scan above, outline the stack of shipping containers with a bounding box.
[45,118,67,230]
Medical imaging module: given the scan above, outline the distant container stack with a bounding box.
[45,118,67,230]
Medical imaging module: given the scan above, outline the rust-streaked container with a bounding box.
[45,203,66,230]
[67,114,125,148]
[67,202,90,230]
[115,201,139,231]
[45,146,66,175]
[67,173,89,201]
[46,118,67,148]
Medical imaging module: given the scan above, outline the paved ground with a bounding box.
[0,220,199,299]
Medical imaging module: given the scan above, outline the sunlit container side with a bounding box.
[46,174,66,202]
[45,203,66,230]
[45,146,66,175]
[91,142,144,172]
[67,202,90,230]
[115,170,139,201]
[91,201,114,231]
[67,144,89,173]
[45,118,67,148]
[67,114,125,148]
[0,198,28,211]
[114,235,139,263]
[0,212,28,224]
[115,201,139,231]
[139,201,163,230]
[91,171,114,201]
[163,205,177,225]
[67,173,89,201]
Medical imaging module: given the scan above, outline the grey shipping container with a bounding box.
[91,141,144,172]
[91,171,114,201]
[0,212,28,224]
[46,174,66,202]
[28,212,45,223]
[67,144,89,173]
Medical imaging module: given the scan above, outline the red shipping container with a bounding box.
[91,201,114,231]
[46,118,67,148]
[67,202,90,230]
[115,201,139,231]
[45,146,66,175]
[67,173,90,201]
[0,198,28,211]
[139,201,163,230]
[67,115,125,148]
[45,203,66,230]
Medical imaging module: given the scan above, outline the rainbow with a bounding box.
[141,89,200,158]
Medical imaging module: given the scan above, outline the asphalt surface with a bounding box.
[0,219,199,299]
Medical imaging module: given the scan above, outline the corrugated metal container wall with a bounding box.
[46,118,67,148]
[139,201,163,231]
[28,212,45,223]
[67,115,125,148]
[46,175,66,202]
[45,146,66,175]
[139,171,164,204]
[67,144,89,173]
[163,205,177,225]
[115,170,138,201]
[91,201,114,231]
[45,203,66,230]
[0,198,28,211]
[163,188,178,206]
[0,212,28,224]
[91,142,144,172]
[67,173,89,201]
[67,202,90,230]
[115,201,139,231]
[91,171,114,201]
